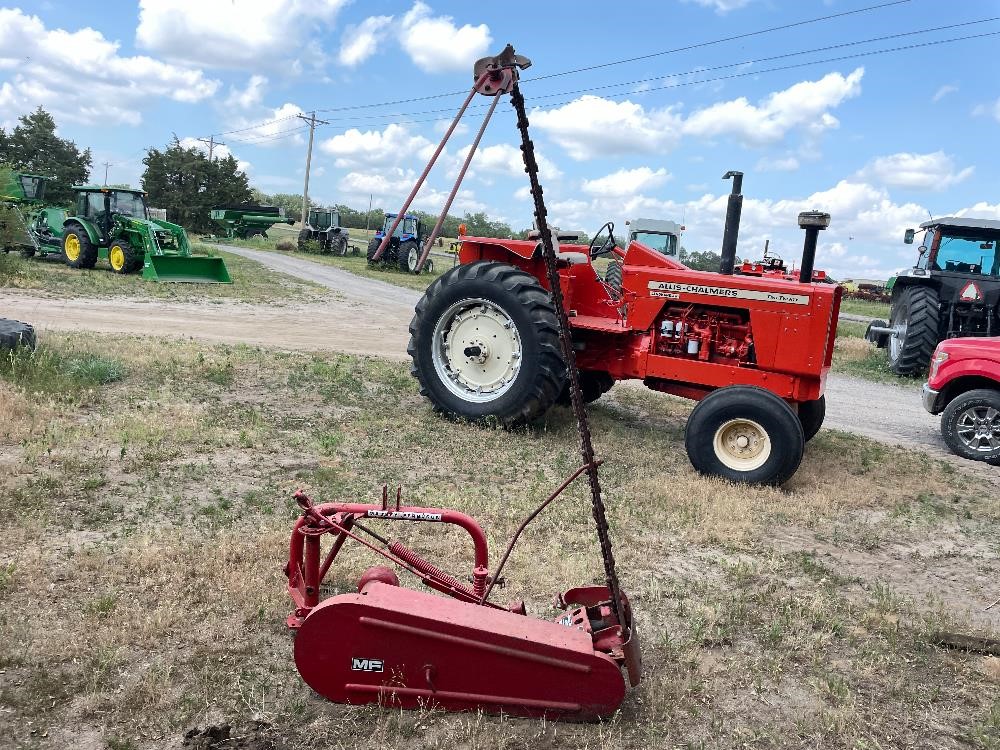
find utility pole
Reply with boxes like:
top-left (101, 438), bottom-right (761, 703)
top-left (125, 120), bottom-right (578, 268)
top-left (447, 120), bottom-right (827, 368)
top-left (296, 111), bottom-right (329, 226)
top-left (197, 135), bottom-right (225, 161)
top-left (365, 193), bottom-right (373, 236)
top-left (102, 161), bottom-right (111, 186)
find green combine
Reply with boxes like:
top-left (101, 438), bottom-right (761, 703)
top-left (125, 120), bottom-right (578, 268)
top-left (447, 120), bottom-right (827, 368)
top-left (1, 171), bottom-right (231, 283)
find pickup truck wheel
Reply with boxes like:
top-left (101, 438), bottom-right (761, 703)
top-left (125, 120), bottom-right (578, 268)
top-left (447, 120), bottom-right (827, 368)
top-left (798, 396), bottom-right (826, 442)
top-left (941, 389), bottom-right (1000, 465)
top-left (408, 261), bottom-right (565, 426)
top-left (685, 386), bottom-right (804, 485)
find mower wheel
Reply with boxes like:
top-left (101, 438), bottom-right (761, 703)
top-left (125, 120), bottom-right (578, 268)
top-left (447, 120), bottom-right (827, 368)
top-left (0, 318), bottom-right (36, 352)
top-left (63, 225), bottom-right (98, 269)
top-left (19, 245), bottom-right (36, 258)
top-left (865, 318), bottom-right (889, 349)
top-left (557, 370), bottom-right (615, 406)
top-left (797, 395), bottom-right (826, 442)
top-left (685, 385), bottom-right (804, 485)
top-left (604, 261), bottom-right (622, 291)
top-left (408, 260), bottom-right (566, 426)
top-left (887, 287), bottom-right (940, 376)
top-left (940, 388), bottom-right (1000, 465)
top-left (399, 239), bottom-right (419, 273)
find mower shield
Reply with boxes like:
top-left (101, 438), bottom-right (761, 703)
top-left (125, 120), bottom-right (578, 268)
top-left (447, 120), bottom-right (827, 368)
top-left (142, 254), bottom-right (232, 283)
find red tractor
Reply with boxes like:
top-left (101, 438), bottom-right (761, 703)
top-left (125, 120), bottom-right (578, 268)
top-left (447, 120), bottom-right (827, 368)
top-left (409, 173), bottom-right (842, 485)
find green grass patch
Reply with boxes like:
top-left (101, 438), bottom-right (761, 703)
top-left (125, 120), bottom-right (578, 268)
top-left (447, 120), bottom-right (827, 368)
top-left (840, 298), bottom-right (890, 319)
top-left (0, 245), bottom-right (326, 303)
top-left (1, 343), bottom-right (127, 397)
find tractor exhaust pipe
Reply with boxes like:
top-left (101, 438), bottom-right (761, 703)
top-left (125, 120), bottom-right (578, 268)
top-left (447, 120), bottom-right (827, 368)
top-left (719, 170), bottom-right (743, 275)
top-left (797, 211), bottom-right (831, 283)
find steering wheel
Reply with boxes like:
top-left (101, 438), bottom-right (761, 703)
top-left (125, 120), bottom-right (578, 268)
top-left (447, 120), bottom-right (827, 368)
top-left (588, 221), bottom-right (617, 259)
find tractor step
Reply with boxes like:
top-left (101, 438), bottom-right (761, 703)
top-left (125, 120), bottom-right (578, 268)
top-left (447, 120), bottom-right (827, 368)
top-left (142, 254), bottom-right (232, 283)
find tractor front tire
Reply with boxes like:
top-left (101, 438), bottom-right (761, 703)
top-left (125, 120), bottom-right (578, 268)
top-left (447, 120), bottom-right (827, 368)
top-left (63, 226), bottom-right (98, 269)
top-left (605, 261), bottom-right (622, 291)
top-left (366, 238), bottom-right (382, 265)
top-left (398, 240), bottom-right (419, 273)
top-left (685, 385), bottom-right (804, 485)
top-left (798, 395), bottom-right (826, 442)
top-left (297, 229), bottom-right (311, 252)
top-left (108, 240), bottom-right (141, 274)
top-left (408, 261), bottom-right (566, 427)
top-left (888, 287), bottom-right (940, 376)
top-left (940, 388), bottom-right (1000, 465)
top-left (333, 234), bottom-right (348, 257)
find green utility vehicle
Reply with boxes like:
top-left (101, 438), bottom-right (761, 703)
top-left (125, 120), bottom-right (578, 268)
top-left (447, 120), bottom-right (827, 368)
top-left (0, 170), bottom-right (64, 256)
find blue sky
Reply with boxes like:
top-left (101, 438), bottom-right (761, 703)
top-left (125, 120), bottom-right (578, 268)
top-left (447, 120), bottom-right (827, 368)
top-left (1, 0), bottom-right (998, 279)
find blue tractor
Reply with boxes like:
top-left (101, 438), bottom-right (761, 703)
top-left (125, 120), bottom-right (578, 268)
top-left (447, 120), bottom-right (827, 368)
top-left (367, 212), bottom-right (432, 273)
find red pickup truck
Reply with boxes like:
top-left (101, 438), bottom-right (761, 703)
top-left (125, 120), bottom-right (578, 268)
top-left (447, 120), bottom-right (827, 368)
top-left (922, 336), bottom-right (1000, 465)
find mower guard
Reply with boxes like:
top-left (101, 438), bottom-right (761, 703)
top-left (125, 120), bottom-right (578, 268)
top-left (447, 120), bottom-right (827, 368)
top-left (142, 254), bottom-right (232, 283)
top-left (295, 581), bottom-right (633, 721)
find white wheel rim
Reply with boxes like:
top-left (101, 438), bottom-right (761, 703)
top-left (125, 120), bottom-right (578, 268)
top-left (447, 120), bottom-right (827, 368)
top-left (713, 418), bottom-right (771, 472)
top-left (408, 246), bottom-right (419, 272)
top-left (432, 298), bottom-right (522, 403)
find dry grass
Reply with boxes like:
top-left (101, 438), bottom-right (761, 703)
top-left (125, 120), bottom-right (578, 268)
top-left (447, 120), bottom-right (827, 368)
top-left (1, 333), bottom-right (997, 749)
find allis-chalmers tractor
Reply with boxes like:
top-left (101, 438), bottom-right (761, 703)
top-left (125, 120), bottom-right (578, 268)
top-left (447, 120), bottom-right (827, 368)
top-left (409, 175), bottom-right (840, 486)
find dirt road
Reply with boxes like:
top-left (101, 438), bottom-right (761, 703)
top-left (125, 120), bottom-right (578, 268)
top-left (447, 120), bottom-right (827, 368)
top-left (2, 246), bottom-right (992, 478)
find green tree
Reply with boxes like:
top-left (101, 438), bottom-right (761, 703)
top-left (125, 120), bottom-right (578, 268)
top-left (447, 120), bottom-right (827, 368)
top-left (679, 248), bottom-right (738, 271)
top-left (142, 138), bottom-right (252, 232)
top-left (0, 107), bottom-right (92, 205)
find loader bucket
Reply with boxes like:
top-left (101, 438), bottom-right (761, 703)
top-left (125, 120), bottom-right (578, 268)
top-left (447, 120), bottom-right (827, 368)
top-left (142, 255), bottom-right (232, 283)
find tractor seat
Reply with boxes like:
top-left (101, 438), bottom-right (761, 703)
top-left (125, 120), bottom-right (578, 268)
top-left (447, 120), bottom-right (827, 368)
top-left (530, 230), bottom-right (590, 266)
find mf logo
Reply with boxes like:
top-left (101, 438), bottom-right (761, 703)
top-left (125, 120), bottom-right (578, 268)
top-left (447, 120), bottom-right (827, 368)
top-left (351, 657), bottom-right (384, 673)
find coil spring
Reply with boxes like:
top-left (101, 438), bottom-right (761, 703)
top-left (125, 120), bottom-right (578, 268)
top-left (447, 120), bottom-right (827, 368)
top-left (389, 541), bottom-right (476, 598)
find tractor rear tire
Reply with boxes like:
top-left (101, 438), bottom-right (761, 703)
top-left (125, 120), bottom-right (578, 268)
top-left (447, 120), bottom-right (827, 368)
top-left (333, 234), bottom-right (348, 257)
top-left (0, 318), bottom-right (36, 352)
top-left (605, 261), bottom-right (622, 291)
top-left (888, 287), bottom-right (940, 376)
top-left (408, 261), bottom-right (566, 426)
top-left (685, 385), bottom-right (804, 485)
top-left (798, 395), bottom-right (826, 442)
top-left (63, 225), bottom-right (98, 269)
top-left (297, 229), bottom-right (311, 252)
top-left (865, 318), bottom-right (889, 349)
top-left (398, 240), bottom-right (419, 273)
top-left (940, 388), bottom-right (1000, 465)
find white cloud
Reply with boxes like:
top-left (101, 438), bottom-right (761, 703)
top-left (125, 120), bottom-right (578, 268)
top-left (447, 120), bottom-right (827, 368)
top-left (455, 143), bottom-right (562, 180)
top-left (338, 15), bottom-right (393, 67)
top-left (859, 151), bottom-right (974, 191)
top-left (399, 2), bottom-right (492, 73)
top-left (756, 156), bottom-right (800, 172)
top-left (531, 96), bottom-right (683, 161)
top-left (338, 167), bottom-right (484, 213)
top-left (681, 68), bottom-right (864, 145)
top-left (532, 70), bottom-right (864, 161)
top-left (136, 0), bottom-right (348, 70)
top-left (0, 9), bottom-right (219, 126)
top-left (227, 102), bottom-right (307, 147)
top-left (178, 137), bottom-right (251, 173)
top-left (320, 124), bottom-right (433, 169)
top-left (582, 167), bottom-right (670, 197)
top-left (932, 84), bottom-right (958, 103)
top-left (225, 75), bottom-right (267, 110)
top-left (685, 0), bottom-right (753, 13)
top-left (954, 202), bottom-right (1000, 221)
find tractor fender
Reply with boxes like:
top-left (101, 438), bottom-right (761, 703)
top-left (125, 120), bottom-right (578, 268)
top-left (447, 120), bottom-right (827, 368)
top-left (62, 218), bottom-right (99, 245)
top-left (888, 272), bottom-right (933, 303)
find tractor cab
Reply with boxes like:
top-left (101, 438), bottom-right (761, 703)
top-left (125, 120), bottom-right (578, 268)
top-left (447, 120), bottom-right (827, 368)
top-left (73, 187), bottom-right (148, 239)
top-left (378, 212), bottom-right (421, 242)
top-left (907, 218), bottom-right (1000, 278)
top-left (623, 218), bottom-right (682, 258)
top-left (1, 172), bottom-right (50, 203)
top-left (368, 213), bottom-right (431, 272)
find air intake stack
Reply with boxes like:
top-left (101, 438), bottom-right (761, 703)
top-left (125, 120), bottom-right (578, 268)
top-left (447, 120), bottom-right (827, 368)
top-left (719, 170), bottom-right (743, 275)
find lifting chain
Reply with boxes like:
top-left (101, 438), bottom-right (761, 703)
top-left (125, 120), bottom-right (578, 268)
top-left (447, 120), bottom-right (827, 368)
top-left (508, 80), bottom-right (627, 632)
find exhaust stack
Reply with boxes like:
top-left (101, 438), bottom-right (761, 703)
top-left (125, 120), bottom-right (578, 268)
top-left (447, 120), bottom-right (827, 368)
top-left (719, 171), bottom-right (743, 275)
top-left (797, 211), bottom-right (831, 283)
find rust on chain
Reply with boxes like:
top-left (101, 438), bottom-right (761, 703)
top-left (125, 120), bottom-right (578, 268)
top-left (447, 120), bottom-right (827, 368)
top-left (508, 79), bottom-right (627, 633)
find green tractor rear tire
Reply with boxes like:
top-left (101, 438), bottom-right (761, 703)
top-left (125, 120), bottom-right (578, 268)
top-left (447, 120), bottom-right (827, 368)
top-left (888, 286), bottom-right (940, 376)
top-left (63, 225), bottom-right (98, 269)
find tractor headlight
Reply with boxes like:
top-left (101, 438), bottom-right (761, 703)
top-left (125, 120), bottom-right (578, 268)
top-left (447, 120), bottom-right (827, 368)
top-left (929, 349), bottom-right (948, 380)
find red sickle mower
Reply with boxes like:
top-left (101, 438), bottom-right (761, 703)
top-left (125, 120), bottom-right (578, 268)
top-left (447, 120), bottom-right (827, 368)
top-left (286, 46), bottom-right (639, 721)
